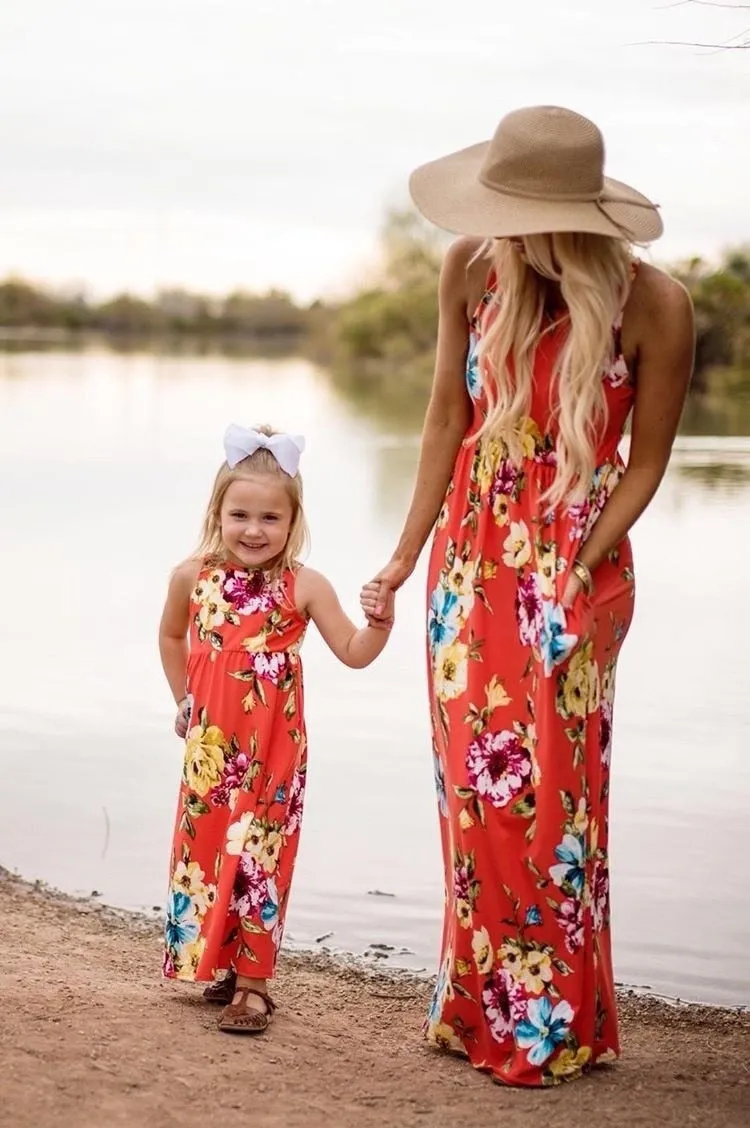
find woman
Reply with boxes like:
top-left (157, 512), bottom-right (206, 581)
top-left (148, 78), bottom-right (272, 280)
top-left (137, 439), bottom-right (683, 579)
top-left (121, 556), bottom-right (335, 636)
top-left (361, 106), bottom-right (694, 1087)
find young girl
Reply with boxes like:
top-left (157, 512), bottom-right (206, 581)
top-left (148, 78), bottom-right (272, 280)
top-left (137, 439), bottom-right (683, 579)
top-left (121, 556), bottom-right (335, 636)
top-left (159, 423), bottom-right (394, 1034)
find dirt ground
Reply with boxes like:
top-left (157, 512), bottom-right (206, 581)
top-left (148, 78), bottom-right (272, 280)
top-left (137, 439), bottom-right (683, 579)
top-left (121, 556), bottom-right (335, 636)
top-left (1, 868), bottom-right (748, 1128)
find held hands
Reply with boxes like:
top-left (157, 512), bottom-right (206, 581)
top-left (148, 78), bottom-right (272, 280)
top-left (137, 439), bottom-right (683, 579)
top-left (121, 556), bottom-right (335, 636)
top-left (360, 555), bottom-right (413, 629)
top-left (364, 586), bottom-right (396, 631)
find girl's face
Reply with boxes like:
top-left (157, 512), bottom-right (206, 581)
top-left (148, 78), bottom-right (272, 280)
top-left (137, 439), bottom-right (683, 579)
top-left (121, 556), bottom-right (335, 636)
top-left (220, 475), bottom-right (294, 569)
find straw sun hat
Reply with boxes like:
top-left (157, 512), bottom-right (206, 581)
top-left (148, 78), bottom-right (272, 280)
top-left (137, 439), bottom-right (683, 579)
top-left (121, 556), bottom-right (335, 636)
top-left (409, 105), bottom-right (663, 243)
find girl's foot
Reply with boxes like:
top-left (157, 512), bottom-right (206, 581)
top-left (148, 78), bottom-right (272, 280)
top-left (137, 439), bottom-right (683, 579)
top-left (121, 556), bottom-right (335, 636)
top-left (202, 970), bottom-right (237, 1005)
top-left (217, 987), bottom-right (276, 1035)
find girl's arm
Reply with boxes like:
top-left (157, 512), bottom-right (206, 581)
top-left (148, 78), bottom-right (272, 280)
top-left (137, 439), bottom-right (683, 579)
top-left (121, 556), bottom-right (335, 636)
top-left (158, 559), bottom-right (200, 703)
top-left (367, 238), bottom-right (476, 613)
top-left (566, 269), bottom-right (694, 603)
top-left (296, 567), bottom-right (394, 670)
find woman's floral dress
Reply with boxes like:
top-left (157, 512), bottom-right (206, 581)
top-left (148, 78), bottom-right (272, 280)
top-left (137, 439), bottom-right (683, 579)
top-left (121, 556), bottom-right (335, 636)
top-left (424, 272), bottom-right (637, 1086)
top-left (163, 562), bottom-right (307, 983)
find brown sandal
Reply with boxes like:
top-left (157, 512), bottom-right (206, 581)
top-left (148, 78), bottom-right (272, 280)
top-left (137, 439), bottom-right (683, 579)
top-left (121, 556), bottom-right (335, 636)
top-left (217, 988), bottom-right (276, 1035)
top-left (203, 971), bottom-right (237, 1005)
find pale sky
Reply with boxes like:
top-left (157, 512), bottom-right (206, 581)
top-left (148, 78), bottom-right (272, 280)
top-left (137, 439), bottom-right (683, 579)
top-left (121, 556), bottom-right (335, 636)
top-left (1, 0), bottom-right (748, 300)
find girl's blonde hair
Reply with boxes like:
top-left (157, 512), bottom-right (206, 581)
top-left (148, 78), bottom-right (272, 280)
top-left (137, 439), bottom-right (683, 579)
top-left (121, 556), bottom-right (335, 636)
top-left (477, 232), bottom-right (633, 507)
top-left (196, 425), bottom-right (310, 573)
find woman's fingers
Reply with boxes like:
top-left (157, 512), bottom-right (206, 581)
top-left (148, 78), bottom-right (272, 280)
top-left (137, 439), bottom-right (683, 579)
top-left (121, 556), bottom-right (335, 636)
top-left (375, 580), bottom-right (391, 617)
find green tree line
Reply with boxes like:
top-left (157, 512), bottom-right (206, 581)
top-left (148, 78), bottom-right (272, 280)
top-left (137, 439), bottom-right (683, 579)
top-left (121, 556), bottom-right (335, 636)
top-left (2, 213), bottom-right (749, 412)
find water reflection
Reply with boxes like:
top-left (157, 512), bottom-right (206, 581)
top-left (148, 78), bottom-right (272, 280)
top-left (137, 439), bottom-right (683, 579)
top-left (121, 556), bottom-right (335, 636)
top-left (0, 349), bottom-right (748, 1007)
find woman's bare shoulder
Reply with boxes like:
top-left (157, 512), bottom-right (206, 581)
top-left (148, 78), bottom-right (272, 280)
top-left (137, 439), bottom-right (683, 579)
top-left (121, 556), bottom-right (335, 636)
top-left (441, 237), bottom-right (492, 316)
top-left (629, 261), bottom-right (693, 321)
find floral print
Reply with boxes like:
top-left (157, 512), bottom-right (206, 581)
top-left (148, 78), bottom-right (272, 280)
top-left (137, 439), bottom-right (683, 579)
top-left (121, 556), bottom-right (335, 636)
top-left (164, 564), bottom-right (307, 983)
top-left (423, 270), bottom-right (637, 1086)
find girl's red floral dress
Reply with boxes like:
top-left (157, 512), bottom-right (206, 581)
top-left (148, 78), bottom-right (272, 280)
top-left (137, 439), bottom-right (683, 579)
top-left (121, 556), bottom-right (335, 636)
top-left (424, 270), bottom-right (637, 1086)
top-left (163, 562), bottom-right (307, 983)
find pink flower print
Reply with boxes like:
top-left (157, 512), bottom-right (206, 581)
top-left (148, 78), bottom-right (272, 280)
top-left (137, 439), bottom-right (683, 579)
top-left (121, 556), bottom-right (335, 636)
top-left (516, 573), bottom-right (543, 648)
top-left (230, 854), bottom-right (270, 918)
top-left (249, 650), bottom-right (288, 685)
top-left (592, 860), bottom-right (610, 933)
top-left (466, 730), bottom-right (532, 809)
top-left (223, 570), bottom-right (278, 615)
top-left (482, 971), bottom-right (526, 1044)
top-left (555, 898), bottom-right (584, 954)
top-left (284, 769), bottom-right (306, 836)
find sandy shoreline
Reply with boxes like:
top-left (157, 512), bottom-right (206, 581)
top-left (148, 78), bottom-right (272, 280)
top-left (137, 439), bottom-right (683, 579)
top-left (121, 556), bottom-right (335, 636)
top-left (2, 867), bottom-right (748, 1128)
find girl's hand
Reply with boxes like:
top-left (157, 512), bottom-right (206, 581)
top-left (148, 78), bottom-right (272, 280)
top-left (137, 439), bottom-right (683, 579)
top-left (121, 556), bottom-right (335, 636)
top-left (364, 588), bottom-right (395, 631)
top-left (361, 556), bottom-right (413, 621)
top-left (174, 698), bottom-right (190, 739)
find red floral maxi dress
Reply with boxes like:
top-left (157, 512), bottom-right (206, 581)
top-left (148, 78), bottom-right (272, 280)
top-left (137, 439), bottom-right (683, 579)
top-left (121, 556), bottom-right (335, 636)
top-left (424, 273), bottom-right (637, 1087)
top-left (163, 562), bottom-right (307, 984)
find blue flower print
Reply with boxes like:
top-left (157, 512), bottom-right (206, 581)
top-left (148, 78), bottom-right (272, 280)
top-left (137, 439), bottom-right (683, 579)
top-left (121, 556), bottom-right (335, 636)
top-left (261, 877), bottom-right (279, 931)
top-left (549, 833), bottom-right (585, 896)
top-left (465, 335), bottom-right (483, 400)
top-left (428, 586), bottom-right (459, 654)
top-left (274, 785), bottom-right (287, 804)
top-left (428, 955), bottom-right (451, 1023)
top-left (539, 601), bottom-right (578, 676)
top-left (433, 750), bottom-right (448, 818)
top-left (525, 904), bottom-right (543, 927)
top-left (516, 996), bottom-right (574, 1066)
top-left (164, 890), bottom-right (199, 950)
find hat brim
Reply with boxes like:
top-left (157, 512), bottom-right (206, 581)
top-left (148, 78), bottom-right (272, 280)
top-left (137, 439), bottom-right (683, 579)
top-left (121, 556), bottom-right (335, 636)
top-left (409, 140), bottom-right (663, 243)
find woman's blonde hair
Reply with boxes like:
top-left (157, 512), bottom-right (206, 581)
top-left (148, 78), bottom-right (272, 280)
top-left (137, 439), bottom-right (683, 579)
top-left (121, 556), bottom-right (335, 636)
top-left (477, 233), bottom-right (633, 507)
top-left (196, 425), bottom-right (309, 573)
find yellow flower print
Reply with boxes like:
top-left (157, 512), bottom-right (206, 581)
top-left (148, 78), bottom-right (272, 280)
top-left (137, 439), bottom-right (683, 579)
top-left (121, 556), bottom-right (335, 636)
top-left (243, 817), bottom-right (267, 860)
top-left (225, 812), bottom-right (253, 855)
top-left (483, 560), bottom-right (498, 581)
top-left (520, 949), bottom-right (554, 994)
top-left (171, 861), bottom-right (215, 916)
top-left (456, 897), bottom-right (473, 929)
top-left (242, 631), bottom-right (267, 653)
top-left (458, 807), bottom-right (475, 831)
top-left (502, 520), bottom-right (532, 569)
top-left (434, 639), bottom-right (469, 701)
top-left (589, 818), bottom-right (599, 855)
top-left (518, 417), bottom-right (542, 460)
top-left (498, 939), bottom-right (525, 981)
top-left (446, 558), bottom-right (477, 626)
top-left (477, 439), bottom-right (502, 495)
top-left (485, 675), bottom-right (511, 712)
top-left (548, 1045), bottom-right (592, 1081)
top-left (259, 829), bottom-right (284, 874)
top-left (183, 936), bottom-right (207, 977)
top-left (573, 798), bottom-right (589, 836)
top-left (429, 1022), bottom-right (466, 1054)
top-left (493, 493), bottom-right (510, 527)
top-left (194, 571), bottom-right (231, 633)
top-left (184, 724), bottom-right (227, 796)
top-left (557, 642), bottom-right (600, 719)
top-left (537, 543), bottom-right (557, 598)
top-left (472, 926), bottom-right (493, 974)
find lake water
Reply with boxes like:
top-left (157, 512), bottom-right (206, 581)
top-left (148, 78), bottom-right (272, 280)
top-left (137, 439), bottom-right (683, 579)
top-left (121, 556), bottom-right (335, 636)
top-left (1, 348), bottom-right (748, 1008)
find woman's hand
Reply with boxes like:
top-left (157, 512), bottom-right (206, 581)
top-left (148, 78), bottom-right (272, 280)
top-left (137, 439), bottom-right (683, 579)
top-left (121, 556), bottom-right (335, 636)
top-left (560, 571), bottom-right (584, 611)
top-left (361, 556), bottom-right (414, 621)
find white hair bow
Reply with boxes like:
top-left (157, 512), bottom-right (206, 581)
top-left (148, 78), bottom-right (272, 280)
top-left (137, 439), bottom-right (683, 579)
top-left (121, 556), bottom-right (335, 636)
top-left (223, 424), bottom-right (306, 477)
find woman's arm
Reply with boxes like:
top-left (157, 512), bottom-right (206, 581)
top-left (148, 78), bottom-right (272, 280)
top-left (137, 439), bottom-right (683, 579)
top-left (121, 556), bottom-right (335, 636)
top-left (158, 559), bottom-right (200, 703)
top-left (573, 270), bottom-right (695, 589)
top-left (367, 238), bottom-right (477, 614)
top-left (296, 567), bottom-right (394, 669)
